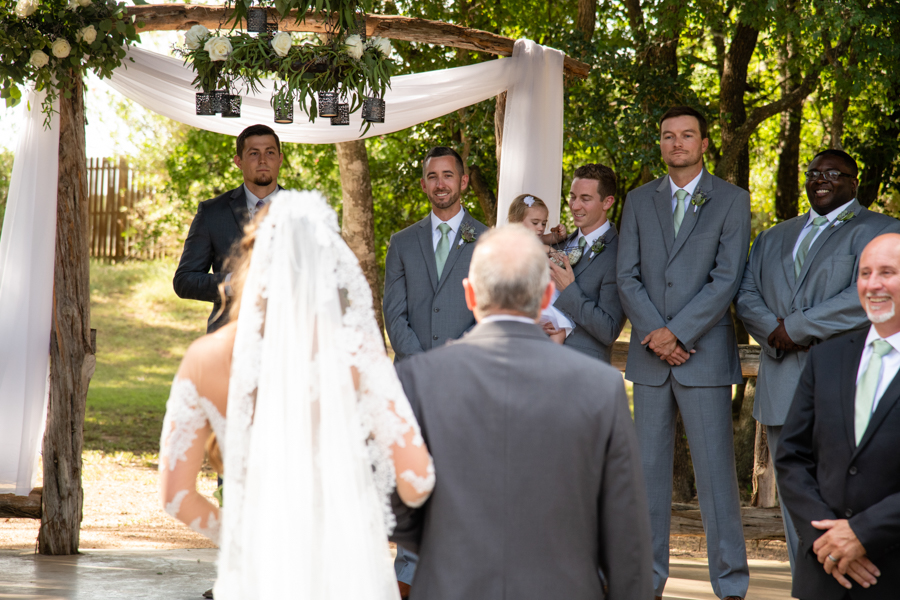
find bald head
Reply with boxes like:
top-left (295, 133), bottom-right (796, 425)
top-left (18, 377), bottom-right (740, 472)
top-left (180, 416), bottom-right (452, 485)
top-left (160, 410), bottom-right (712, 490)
top-left (465, 225), bottom-right (551, 319)
top-left (858, 233), bottom-right (900, 335)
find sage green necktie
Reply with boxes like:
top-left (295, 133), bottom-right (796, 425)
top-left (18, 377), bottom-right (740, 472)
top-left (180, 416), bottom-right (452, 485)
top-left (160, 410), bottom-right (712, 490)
top-left (435, 223), bottom-right (451, 279)
top-left (578, 236), bottom-right (587, 249)
top-left (793, 216), bottom-right (829, 278)
top-left (855, 339), bottom-right (893, 444)
top-left (673, 189), bottom-right (688, 236)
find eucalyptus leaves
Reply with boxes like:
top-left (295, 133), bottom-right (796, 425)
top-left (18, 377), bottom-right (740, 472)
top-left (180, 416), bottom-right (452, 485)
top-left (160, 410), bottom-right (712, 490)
top-left (1, 0), bottom-right (141, 125)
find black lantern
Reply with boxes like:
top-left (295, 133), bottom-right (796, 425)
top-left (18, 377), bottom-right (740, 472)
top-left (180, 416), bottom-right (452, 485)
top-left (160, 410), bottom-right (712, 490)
top-left (266, 20), bottom-right (279, 35)
top-left (273, 98), bottom-right (293, 124)
top-left (362, 97), bottom-right (385, 123)
top-left (195, 92), bottom-right (216, 116)
top-left (331, 103), bottom-right (350, 126)
top-left (212, 89), bottom-right (227, 114)
top-left (318, 91), bottom-right (338, 118)
top-left (247, 7), bottom-right (268, 33)
top-left (221, 94), bottom-right (242, 118)
top-left (356, 15), bottom-right (366, 41)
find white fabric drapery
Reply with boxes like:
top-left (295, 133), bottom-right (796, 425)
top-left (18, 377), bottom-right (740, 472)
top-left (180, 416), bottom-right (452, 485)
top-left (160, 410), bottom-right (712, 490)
top-left (0, 38), bottom-right (564, 495)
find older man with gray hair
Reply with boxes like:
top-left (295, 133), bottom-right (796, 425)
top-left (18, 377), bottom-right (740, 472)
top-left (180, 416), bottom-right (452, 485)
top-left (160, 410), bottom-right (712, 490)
top-left (389, 225), bottom-right (653, 600)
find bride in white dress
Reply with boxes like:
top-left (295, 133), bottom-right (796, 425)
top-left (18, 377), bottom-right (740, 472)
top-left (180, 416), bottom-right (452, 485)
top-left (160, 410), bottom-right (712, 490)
top-left (158, 191), bottom-right (435, 599)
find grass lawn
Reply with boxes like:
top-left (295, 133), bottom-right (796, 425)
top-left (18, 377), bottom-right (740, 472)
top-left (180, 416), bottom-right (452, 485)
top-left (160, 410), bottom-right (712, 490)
top-left (85, 259), bottom-right (208, 456)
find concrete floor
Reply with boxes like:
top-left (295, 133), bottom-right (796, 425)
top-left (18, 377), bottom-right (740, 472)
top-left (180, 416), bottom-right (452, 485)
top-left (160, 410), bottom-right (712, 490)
top-left (0, 550), bottom-right (793, 599)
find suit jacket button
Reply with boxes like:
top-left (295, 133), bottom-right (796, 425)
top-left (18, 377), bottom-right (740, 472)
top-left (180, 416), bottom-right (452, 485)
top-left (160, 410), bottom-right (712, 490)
top-left (845, 508), bottom-right (853, 518)
top-left (433, 335), bottom-right (438, 340)
top-left (667, 316), bottom-right (672, 320)
top-left (849, 466), bottom-right (858, 475)
top-left (434, 307), bottom-right (440, 313)
top-left (668, 282), bottom-right (673, 287)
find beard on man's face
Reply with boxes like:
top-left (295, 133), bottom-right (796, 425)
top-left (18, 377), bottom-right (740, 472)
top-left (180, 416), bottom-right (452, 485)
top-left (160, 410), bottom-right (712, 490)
top-left (252, 173), bottom-right (274, 186)
top-left (429, 191), bottom-right (459, 210)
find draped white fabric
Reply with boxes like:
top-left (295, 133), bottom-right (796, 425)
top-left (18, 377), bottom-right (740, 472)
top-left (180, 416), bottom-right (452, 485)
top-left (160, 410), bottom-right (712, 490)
top-left (0, 90), bottom-right (58, 495)
top-left (0, 38), bottom-right (564, 495)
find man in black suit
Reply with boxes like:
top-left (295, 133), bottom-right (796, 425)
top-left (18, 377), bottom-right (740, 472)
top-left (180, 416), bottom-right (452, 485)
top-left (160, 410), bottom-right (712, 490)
top-left (776, 232), bottom-right (900, 600)
top-left (173, 124), bottom-right (283, 332)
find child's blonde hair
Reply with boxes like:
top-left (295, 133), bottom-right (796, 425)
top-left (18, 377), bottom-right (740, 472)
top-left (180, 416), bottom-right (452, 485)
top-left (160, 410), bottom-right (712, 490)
top-left (507, 194), bottom-right (549, 223)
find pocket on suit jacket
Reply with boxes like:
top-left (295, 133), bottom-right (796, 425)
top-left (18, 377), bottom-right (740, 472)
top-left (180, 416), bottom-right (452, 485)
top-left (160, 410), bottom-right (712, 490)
top-left (818, 255), bottom-right (856, 298)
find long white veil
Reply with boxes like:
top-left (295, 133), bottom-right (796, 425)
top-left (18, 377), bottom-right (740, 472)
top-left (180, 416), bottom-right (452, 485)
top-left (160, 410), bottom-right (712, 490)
top-left (215, 191), bottom-right (413, 599)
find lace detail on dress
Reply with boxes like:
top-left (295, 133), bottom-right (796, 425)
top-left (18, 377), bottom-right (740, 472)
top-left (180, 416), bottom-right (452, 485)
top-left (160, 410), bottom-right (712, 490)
top-left (159, 378), bottom-right (226, 471)
top-left (189, 510), bottom-right (221, 545)
top-left (400, 461), bottom-right (436, 507)
top-left (165, 489), bottom-right (189, 518)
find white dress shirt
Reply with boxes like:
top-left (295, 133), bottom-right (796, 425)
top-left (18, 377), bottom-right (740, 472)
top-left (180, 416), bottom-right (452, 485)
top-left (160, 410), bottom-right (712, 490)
top-left (668, 171), bottom-right (703, 213)
top-left (430, 209), bottom-right (466, 251)
top-left (855, 326), bottom-right (900, 412)
top-left (564, 220), bottom-right (612, 259)
top-left (245, 184), bottom-right (279, 218)
top-left (791, 199), bottom-right (855, 261)
top-left (481, 314), bottom-right (538, 325)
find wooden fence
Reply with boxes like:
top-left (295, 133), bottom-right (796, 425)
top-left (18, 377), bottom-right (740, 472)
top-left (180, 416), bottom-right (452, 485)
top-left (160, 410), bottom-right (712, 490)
top-left (87, 157), bottom-right (164, 261)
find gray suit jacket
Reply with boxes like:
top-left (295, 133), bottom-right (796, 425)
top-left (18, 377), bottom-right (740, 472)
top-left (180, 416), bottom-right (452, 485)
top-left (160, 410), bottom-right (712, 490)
top-left (390, 320), bottom-right (653, 600)
top-left (617, 169), bottom-right (750, 387)
top-left (383, 211), bottom-right (488, 362)
top-left (553, 224), bottom-right (625, 362)
top-left (735, 200), bottom-right (900, 425)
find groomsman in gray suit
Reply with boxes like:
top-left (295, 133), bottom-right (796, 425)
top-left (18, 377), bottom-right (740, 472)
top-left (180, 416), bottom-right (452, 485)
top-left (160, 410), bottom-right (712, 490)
top-left (548, 163), bottom-right (626, 362)
top-left (382, 146), bottom-right (487, 595)
top-left (735, 149), bottom-right (900, 571)
top-left (617, 106), bottom-right (751, 600)
top-left (390, 226), bottom-right (653, 600)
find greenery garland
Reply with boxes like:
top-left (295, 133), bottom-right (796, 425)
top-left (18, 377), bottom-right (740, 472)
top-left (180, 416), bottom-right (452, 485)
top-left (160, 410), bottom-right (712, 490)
top-left (0, 0), bottom-right (141, 125)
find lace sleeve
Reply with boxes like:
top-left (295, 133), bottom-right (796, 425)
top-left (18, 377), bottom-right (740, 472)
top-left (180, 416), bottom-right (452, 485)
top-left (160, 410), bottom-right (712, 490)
top-left (159, 377), bottom-right (221, 544)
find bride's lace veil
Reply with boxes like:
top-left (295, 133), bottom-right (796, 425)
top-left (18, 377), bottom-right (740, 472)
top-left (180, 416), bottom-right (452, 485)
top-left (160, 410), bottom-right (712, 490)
top-left (215, 191), bottom-right (408, 599)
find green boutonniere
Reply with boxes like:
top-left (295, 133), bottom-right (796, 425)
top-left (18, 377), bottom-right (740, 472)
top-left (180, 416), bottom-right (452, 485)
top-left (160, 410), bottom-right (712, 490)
top-left (691, 190), bottom-right (711, 213)
top-left (459, 222), bottom-right (477, 245)
top-left (832, 209), bottom-right (856, 228)
top-left (590, 237), bottom-right (606, 256)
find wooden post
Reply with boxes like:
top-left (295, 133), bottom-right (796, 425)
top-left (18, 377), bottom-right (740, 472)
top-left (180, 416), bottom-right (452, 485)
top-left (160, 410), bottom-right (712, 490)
top-left (335, 139), bottom-right (384, 337)
top-left (116, 157), bottom-right (128, 261)
top-left (39, 75), bottom-right (95, 555)
top-left (751, 421), bottom-right (778, 508)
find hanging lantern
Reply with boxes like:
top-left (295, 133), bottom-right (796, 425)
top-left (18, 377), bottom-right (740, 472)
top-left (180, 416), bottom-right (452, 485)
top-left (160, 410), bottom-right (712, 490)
top-left (212, 90), bottom-right (227, 114)
top-left (273, 98), bottom-right (293, 124)
top-left (266, 20), bottom-right (279, 36)
top-left (221, 94), bottom-right (242, 118)
top-left (356, 15), bottom-right (367, 41)
top-left (330, 103), bottom-right (350, 126)
top-left (247, 7), bottom-right (268, 33)
top-left (318, 91), bottom-right (338, 118)
top-left (362, 97), bottom-right (385, 123)
top-left (195, 92), bottom-right (216, 116)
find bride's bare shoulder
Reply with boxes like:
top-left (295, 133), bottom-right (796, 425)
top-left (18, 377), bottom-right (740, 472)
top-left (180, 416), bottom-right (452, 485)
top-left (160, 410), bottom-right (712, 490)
top-left (177, 322), bottom-right (238, 394)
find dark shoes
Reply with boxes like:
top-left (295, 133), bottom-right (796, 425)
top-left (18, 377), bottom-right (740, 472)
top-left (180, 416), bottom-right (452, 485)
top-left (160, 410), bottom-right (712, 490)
top-left (202, 589), bottom-right (213, 599)
top-left (398, 581), bottom-right (411, 599)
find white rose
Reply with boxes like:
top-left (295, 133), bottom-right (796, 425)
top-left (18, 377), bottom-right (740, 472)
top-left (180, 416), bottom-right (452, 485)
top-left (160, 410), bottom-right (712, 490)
top-left (368, 36), bottom-right (392, 58)
top-left (66, 0), bottom-right (78, 10)
top-left (270, 31), bottom-right (292, 58)
top-left (204, 36), bottom-right (232, 61)
top-left (77, 0), bottom-right (91, 6)
top-left (51, 38), bottom-right (71, 58)
top-left (184, 24), bottom-right (210, 50)
top-left (344, 34), bottom-right (364, 60)
top-left (14, 0), bottom-right (38, 18)
top-left (30, 49), bottom-right (49, 68)
top-left (77, 25), bottom-right (96, 44)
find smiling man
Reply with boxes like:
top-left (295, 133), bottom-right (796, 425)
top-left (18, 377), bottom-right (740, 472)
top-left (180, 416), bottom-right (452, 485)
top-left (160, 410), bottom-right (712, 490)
top-left (174, 124), bottom-right (284, 333)
top-left (775, 233), bottom-right (900, 600)
top-left (617, 105), bottom-right (751, 600)
top-left (547, 163), bottom-right (625, 362)
top-left (736, 149), bottom-right (900, 570)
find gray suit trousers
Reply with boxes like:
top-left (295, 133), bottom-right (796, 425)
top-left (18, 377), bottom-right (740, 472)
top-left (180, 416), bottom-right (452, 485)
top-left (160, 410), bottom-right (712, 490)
top-left (633, 378), bottom-right (749, 598)
top-left (766, 424), bottom-right (800, 573)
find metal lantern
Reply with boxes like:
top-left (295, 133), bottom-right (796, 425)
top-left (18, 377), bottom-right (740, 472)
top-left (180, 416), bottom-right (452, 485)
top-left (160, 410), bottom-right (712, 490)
top-left (355, 15), bottom-right (367, 41)
top-left (212, 90), bottom-right (227, 114)
top-left (330, 103), bottom-right (350, 126)
top-left (266, 20), bottom-right (279, 35)
top-left (247, 7), bottom-right (268, 33)
top-left (273, 98), bottom-right (293, 124)
top-left (195, 92), bottom-right (216, 116)
top-left (317, 91), bottom-right (338, 118)
top-left (221, 94), bottom-right (242, 118)
top-left (362, 97), bottom-right (385, 123)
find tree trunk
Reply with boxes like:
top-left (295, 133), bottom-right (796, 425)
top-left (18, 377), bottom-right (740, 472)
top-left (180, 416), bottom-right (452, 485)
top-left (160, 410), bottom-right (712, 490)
top-left (335, 139), bottom-right (383, 337)
top-left (775, 103), bottom-right (803, 221)
top-left (751, 421), bottom-right (778, 507)
top-left (672, 412), bottom-right (695, 503)
top-left (857, 104), bottom-right (900, 207)
top-left (717, 21), bottom-right (759, 185)
top-left (576, 0), bottom-right (597, 40)
top-left (40, 76), bottom-right (93, 555)
top-left (468, 165), bottom-right (497, 227)
top-left (495, 92), bottom-right (506, 179)
top-left (733, 376), bottom-right (757, 496)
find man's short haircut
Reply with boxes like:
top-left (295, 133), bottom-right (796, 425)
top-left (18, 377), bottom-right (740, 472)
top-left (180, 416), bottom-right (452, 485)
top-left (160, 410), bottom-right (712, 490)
top-left (468, 225), bottom-right (550, 319)
top-left (659, 106), bottom-right (708, 140)
top-left (573, 163), bottom-right (617, 199)
top-left (237, 124), bottom-right (281, 157)
top-left (422, 146), bottom-right (466, 178)
top-left (812, 149), bottom-right (859, 177)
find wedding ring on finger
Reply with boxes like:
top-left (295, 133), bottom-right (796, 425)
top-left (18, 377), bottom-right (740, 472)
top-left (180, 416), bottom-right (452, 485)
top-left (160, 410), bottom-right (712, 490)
top-left (828, 554), bottom-right (839, 563)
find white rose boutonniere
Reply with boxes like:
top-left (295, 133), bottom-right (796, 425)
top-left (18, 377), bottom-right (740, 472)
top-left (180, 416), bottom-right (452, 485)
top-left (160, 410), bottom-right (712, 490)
top-left (30, 49), bottom-right (49, 68)
top-left (51, 38), bottom-right (72, 59)
top-left (76, 0), bottom-right (91, 6)
top-left (15, 0), bottom-right (38, 18)
top-left (184, 25), bottom-right (210, 50)
top-left (368, 36), bottom-right (392, 57)
top-left (831, 208), bottom-right (856, 228)
top-left (344, 34), bottom-right (364, 60)
top-left (691, 190), bottom-right (711, 213)
top-left (271, 31), bottom-right (293, 58)
top-left (77, 25), bottom-right (97, 44)
top-left (204, 36), bottom-right (233, 62)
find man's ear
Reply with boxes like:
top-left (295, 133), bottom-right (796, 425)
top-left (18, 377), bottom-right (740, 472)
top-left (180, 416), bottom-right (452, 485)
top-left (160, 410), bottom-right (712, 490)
top-left (460, 174), bottom-right (470, 192)
top-left (463, 278), bottom-right (477, 313)
top-left (602, 195), bottom-right (616, 211)
top-left (234, 155), bottom-right (242, 169)
top-left (420, 178), bottom-right (427, 194)
top-left (540, 281), bottom-right (554, 312)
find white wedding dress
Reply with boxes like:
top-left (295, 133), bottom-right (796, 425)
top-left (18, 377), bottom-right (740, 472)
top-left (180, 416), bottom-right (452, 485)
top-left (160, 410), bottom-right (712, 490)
top-left (159, 191), bottom-right (434, 599)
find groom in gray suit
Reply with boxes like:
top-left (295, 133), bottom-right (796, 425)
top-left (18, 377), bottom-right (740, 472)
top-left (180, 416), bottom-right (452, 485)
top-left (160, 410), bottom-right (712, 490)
top-left (383, 146), bottom-right (487, 595)
top-left (735, 149), bottom-right (900, 571)
top-left (617, 106), bottom-right (751, 600)
top-left (391, 225), bottom-right (653, 600)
